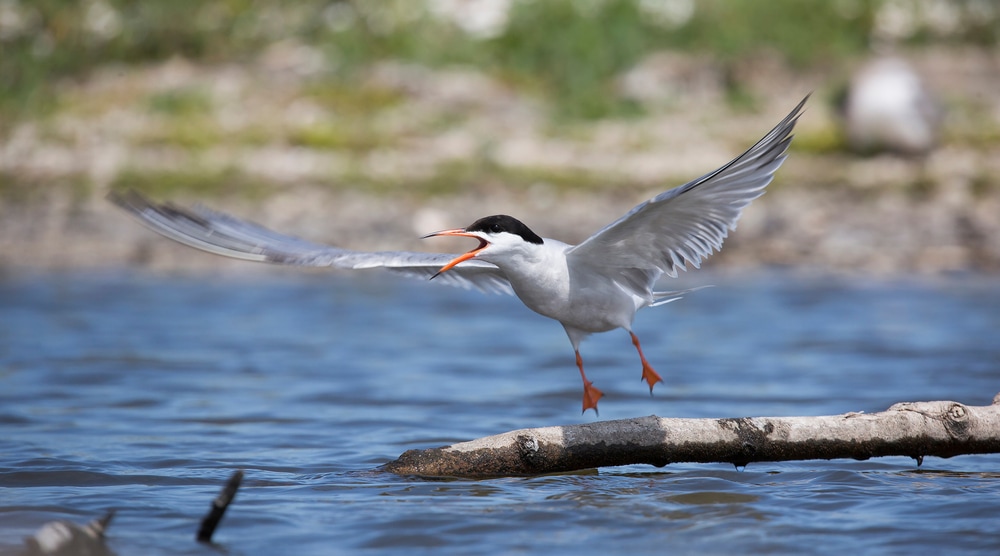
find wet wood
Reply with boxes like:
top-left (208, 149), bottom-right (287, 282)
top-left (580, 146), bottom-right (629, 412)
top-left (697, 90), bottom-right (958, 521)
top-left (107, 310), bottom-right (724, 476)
top-left (23, 511), bottom-right (115, 556)
top-left (197, 469), bottom-right (244, 543)
top-left (381, 394), bottom-right (1000, 478)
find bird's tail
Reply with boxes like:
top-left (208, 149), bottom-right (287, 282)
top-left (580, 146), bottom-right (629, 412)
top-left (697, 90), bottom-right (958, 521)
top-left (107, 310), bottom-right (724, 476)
top-left (650, 285), bottom-right (714, 307)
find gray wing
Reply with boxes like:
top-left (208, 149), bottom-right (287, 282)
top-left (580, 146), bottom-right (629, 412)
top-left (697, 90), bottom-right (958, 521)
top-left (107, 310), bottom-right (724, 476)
top-left (567, 95), bottom-right (806, 280)
top-left (109, 191), bottom-right (513, 295)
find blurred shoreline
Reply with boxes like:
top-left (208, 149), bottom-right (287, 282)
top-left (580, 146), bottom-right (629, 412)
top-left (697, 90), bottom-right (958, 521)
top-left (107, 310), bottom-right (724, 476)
top-left (3, 161), bottom-right (999, 277)
top-left (2, 46), bottom-right (999, 276)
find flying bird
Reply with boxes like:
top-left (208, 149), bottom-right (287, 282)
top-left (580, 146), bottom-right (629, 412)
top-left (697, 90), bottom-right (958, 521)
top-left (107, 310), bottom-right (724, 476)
top-left (110, 96), bottom-right (806, 414)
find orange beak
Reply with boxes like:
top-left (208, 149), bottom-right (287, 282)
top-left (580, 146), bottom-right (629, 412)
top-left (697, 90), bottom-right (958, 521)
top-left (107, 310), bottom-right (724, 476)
top-left (422, 228), bottom-right (489, 279)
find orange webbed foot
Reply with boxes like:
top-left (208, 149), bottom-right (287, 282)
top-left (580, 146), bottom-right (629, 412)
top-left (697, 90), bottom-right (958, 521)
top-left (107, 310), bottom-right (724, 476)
top-left (641, 364), bottom-right (663, 393)
top-left (581, 380), bottom-right (604, 415)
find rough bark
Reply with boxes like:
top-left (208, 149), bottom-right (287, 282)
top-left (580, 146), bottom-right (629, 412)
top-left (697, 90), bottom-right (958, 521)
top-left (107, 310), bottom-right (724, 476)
top-left (380, 394), bottom-right (1000, 478)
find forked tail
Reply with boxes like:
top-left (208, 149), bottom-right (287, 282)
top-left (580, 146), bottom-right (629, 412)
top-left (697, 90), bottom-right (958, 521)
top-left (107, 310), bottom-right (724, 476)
top-left (650, 285), bottom-right (714, 307)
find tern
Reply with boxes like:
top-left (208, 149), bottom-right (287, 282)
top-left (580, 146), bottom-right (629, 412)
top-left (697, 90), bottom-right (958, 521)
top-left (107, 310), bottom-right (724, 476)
top-left (110, 96), bottom-right (806, 414)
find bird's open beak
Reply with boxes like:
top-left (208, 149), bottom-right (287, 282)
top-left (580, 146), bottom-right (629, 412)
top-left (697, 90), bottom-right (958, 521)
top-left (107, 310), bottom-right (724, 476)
top-left (422, 228), bottom-right (489, 279)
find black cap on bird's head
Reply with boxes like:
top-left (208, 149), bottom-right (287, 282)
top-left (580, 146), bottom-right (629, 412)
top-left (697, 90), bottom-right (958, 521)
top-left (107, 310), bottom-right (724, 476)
top-left (463, 215), bottom-right (544, 245)
top-left (422, 215), bottom-right (543, 278)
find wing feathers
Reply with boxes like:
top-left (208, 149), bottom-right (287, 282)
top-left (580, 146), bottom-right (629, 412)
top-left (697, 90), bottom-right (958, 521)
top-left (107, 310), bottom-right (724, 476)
top-left (567, 96), bottom-right (806, 280)
top-left (110, 97), bottom-right (806, 301)
top-left (108, 190), bottom-right (513, 295)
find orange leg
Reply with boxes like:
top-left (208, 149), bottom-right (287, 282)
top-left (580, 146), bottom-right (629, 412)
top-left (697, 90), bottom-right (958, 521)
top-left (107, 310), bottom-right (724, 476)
top-left (630, 332), bottom-right (663, 393)
top-left (575, 351), bottom-right (604, 415)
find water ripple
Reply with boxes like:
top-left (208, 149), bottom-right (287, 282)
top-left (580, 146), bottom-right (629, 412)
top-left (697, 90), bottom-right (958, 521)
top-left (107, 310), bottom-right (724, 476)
top-left (1, 272), bottom-right (999, 554)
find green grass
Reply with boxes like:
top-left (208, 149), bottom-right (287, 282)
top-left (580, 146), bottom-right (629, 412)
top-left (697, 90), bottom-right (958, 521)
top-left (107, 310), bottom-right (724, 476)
top-left (322, 153), bottom-right (651, 199)
top-left (6, 0), bottom-right (1000, 126)
top-left (790, 125), bottom-right (848, 155)
top-left (6, 0), bottom-right (1000, 201)
top-left (663, 0), bottom-right (877, 67)
top-left (287, 124), bottom-right (388, 151)
top-left (301, 80), bottom-right (405, 113)
top-left (146, 88), bottom-right (213, 116)
top-left (13, 0), bottom-right (998, 126)
top-left (135, 119), bottom-right (224, 151)
top-left (0, 0), bottom-right (331, 125)
top-left (109, 166), bottom-right (272, 199)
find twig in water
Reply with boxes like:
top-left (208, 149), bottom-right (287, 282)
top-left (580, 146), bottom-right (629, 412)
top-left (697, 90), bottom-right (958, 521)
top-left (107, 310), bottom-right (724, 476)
top-left (196, 469), bottom-right (244, 543)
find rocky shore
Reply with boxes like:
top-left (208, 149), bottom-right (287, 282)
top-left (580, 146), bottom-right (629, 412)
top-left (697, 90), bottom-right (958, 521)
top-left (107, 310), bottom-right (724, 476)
top-left (2, 47), bottom-right (999, 276)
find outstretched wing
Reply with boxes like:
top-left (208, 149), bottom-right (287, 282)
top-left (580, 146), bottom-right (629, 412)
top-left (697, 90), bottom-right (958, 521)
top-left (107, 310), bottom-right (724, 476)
top-left (567, 95), bottom-right (806, 280)
top-left (109, 191), bottom-right (513, 295)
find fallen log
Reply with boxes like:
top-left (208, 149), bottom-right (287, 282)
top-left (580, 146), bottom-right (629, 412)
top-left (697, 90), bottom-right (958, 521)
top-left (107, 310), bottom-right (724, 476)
top-left (381, 394), bottom-right (1000, 478)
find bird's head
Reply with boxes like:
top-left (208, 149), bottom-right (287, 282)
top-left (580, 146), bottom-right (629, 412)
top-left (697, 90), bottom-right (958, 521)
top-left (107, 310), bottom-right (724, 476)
top-left (423, 215), bottom-right (543, 278)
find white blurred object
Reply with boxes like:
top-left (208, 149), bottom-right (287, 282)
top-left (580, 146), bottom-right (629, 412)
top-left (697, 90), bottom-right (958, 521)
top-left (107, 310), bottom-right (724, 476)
top-left (427, 0), bottom-right (513, 38)
top-left (23, 511), bottom-right (115, 556)
top-left (842, 57), bottom-right (942, 155)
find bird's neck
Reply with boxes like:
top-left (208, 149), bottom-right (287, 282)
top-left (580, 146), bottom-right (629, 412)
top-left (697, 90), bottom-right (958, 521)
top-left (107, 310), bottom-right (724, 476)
top-left (488, 240), bottom-right (572, 302)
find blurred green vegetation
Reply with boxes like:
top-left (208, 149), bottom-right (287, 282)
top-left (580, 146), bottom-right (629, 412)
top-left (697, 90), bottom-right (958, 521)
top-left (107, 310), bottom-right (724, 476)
top-left (109, 165), bottom-right (272, 198)
top-left (3, 0), bottom-right (997, 125)
top-left (106, 148), bottom-right (640, 199)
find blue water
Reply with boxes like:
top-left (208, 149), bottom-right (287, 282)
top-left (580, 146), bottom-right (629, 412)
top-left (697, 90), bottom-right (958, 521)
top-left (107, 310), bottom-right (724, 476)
top-left (1, 270), bottom-right (999, 554)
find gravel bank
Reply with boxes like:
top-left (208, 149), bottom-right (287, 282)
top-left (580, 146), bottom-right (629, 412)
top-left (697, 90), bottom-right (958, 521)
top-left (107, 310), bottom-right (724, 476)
top-left (2, 48), bottom-right (999, 276)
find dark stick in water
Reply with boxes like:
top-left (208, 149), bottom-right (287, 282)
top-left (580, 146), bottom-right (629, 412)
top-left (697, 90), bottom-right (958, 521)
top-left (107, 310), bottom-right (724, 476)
top-left (197, 469), bottom-right (244, 543)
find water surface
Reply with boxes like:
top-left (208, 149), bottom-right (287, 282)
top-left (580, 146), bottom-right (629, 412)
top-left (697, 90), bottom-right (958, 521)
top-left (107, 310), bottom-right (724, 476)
top-left (1, 271), bottom-right (999, 554)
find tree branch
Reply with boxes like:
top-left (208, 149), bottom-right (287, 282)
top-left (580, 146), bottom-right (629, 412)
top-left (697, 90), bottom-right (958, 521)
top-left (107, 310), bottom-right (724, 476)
top-left (380, 394), bottom-right (1000, 478)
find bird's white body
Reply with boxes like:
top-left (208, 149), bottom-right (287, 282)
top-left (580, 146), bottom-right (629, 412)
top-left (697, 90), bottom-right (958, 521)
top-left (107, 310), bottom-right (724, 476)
top-left (479, 237), bottom-right (632, 334)
top-left (110, 97), bottom-right (808, 413)
top-left (491, 239), bottom-right (578, 323)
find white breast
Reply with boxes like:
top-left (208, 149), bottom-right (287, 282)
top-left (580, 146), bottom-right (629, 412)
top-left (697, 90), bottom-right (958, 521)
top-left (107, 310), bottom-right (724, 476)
top-left (501, 239), bottom-right (638, 333)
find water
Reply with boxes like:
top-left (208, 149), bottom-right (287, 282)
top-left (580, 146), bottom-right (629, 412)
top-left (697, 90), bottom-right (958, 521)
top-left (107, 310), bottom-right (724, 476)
top-left (2, 270), bottom-right (999, 554)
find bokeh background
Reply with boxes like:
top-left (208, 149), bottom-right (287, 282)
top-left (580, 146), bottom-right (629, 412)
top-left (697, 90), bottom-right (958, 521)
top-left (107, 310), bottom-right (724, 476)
top-left (1, 0), bottom-right (999, 275)
top-left (4, 3), bottom-right (1000, 554)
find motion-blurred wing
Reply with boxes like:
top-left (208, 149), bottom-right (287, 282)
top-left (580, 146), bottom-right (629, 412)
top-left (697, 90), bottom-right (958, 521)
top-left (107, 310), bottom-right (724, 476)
top-left (567, 96), bottom-right (806, 279)
top-left (109, 191), bottom-right (513, 295)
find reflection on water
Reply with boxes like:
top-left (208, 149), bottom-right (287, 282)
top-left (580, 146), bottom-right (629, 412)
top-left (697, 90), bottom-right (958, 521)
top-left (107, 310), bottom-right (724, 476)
top-left (1, 271), bottom-right (999, 555)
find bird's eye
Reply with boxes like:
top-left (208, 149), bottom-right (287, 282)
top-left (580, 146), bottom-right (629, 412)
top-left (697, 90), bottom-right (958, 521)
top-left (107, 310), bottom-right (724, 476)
top-left (492, 224), bottom-right (502, 233)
